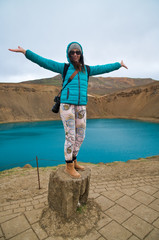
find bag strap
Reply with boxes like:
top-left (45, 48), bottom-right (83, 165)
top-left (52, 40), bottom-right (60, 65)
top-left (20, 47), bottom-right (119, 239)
top-left (69, 70), bottom-right (79, 81)
top-left (62, 63), bottom-right (70, 82)
top-left (58, 70), bottom-right (79, 97)
top-left (85, 65), bottom-right (90, 79)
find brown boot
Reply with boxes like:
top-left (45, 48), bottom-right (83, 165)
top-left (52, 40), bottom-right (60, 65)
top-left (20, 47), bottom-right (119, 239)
top-left (74, 159), bottom-right (85, 171)
top-left (65, 162), bottom-right (81, 178)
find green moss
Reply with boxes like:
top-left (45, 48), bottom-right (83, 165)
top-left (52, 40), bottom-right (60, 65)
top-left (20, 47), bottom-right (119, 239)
top-left (41, 166), bottom-right (57, 171)
top-left (77, 204), bottom-right (87, 214)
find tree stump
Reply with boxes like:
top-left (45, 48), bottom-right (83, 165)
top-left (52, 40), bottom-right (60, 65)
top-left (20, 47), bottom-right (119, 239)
top-left (48, 166), bottom-right (91, 218)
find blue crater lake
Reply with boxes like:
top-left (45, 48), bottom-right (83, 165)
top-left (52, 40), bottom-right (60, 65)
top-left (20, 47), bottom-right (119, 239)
top-left (0, 119), bottom-right (159, 171)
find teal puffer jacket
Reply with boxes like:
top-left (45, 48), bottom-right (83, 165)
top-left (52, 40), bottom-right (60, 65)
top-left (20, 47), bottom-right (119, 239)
top-left (25, 41), bottom-right (121, 105)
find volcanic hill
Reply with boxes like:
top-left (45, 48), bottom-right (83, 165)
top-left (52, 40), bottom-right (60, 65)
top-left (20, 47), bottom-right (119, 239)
top-left (0, 77), bottom-right (159, 123)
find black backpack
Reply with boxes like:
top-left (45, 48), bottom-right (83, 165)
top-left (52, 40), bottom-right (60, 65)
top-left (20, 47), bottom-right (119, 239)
top-left (62, 63), bottom-right (90, 82)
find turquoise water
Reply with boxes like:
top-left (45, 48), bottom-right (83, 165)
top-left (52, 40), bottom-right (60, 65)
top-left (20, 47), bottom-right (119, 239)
top-left (0, 119), bottom-right (159, 171)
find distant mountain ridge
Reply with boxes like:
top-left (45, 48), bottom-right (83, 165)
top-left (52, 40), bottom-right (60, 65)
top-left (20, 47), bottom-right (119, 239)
top-left (22, 75), bottom-right (156, 95)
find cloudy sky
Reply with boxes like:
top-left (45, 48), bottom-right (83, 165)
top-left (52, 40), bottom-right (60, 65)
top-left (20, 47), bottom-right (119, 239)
top-left (0, 0), bottom-right (159, 83)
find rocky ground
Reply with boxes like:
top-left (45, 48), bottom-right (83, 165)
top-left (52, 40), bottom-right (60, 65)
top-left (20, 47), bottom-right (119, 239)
top-left (0, 156), bottom-right (159, 204)
top-left (0, 155), bottom-right (159, 239)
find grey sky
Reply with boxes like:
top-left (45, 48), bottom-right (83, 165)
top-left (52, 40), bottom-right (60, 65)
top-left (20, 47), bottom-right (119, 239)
top-left (0, 0), bottom-right (159, 82)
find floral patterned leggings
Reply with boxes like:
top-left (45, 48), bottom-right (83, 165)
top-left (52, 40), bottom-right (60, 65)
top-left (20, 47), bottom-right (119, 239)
top-left (60, 103), bottom-right (86, 163)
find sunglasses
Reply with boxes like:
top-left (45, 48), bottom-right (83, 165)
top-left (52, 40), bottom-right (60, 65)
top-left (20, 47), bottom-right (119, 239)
top-left (70, 50), bottom-right (81, 55)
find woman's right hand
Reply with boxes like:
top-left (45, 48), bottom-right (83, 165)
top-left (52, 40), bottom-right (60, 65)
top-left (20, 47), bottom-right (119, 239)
top-left (8, 46), bottom-right (26, 55)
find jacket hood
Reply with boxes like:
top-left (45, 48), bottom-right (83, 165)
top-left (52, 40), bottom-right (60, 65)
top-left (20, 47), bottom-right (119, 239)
top-left (66, 41), bottom-right (83, 63)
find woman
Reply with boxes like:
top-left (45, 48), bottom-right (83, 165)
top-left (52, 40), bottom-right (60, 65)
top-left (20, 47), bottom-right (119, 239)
top-left (9, 42), bottom-right (128, 178)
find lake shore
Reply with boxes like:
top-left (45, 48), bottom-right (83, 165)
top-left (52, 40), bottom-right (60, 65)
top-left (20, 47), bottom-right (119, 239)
top-left (1, 115), bottom-right (159, 125)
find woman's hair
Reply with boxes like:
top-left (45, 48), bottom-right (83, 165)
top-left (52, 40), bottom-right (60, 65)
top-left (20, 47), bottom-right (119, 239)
top-left (68, 52), bottom-right (85, 72)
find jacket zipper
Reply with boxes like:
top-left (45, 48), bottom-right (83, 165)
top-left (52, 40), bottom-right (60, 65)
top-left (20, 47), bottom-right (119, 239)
top-left (67, 88), bottom-right (69, 99)
top-left (78, 73), bottom-right (80, 105)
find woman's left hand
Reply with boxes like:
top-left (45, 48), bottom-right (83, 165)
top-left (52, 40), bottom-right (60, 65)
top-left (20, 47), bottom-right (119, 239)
top-left (120, 60), bottom-right (128, 69)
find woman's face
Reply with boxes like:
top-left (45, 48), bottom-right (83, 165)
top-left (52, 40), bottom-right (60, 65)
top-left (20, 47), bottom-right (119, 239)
top-left (69, 48), bottom-right (81, 63)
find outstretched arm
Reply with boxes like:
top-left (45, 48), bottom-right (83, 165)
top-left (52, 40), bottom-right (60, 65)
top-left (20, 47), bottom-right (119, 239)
top-left (89, 60), bottom-right (128, 76)
top-left (8, 46), bottom-right (64, 74)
